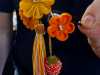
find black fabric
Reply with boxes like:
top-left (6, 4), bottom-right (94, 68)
top-left (3, 52), bottom-right (14, 75)
top-left (0, 0), bottom-right (14, 13)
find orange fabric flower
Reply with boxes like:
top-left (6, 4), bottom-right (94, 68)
top-left (47, 13), bottom-right (75, 41)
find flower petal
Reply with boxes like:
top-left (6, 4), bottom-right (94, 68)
top-left (28, 18), bottom-right (37, 30)
top-left (41, 0), bottom-right (55, 6)
top-left (39, 4), bottom-right (51, 15)
top-left (63, 29), bottom-right (68, 35)
top-left (23, 6), bottom-right (34, 17)
top-left (20, 1), bottom-right (33, 11)
top-left (33, 7), bottom-right (43, 19)
top-left (56, 31), bottom-right (69, 41)
top-left (47, 26), bottom-right (58, 37)
top-left (64, 23), bottom-right (75, 33)
top-left (49, 16), bottom-right (60, 27)
top-left (19, 11), bottom-right (30, 25)
top-left (21, 0), bottom-right (33, 2)
top-left (59, 13), bottom-right (72, 25)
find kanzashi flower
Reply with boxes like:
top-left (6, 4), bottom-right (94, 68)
top-left (19, 0), bottom-right (55, 19)
top-left (47, 13), bottom-right (75, 41)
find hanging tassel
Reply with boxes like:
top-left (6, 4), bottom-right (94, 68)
top-left (32, 31), bottom-right (46, 75)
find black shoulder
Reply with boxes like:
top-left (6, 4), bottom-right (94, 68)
top-left (0, 0), bottom-right (15, 13)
